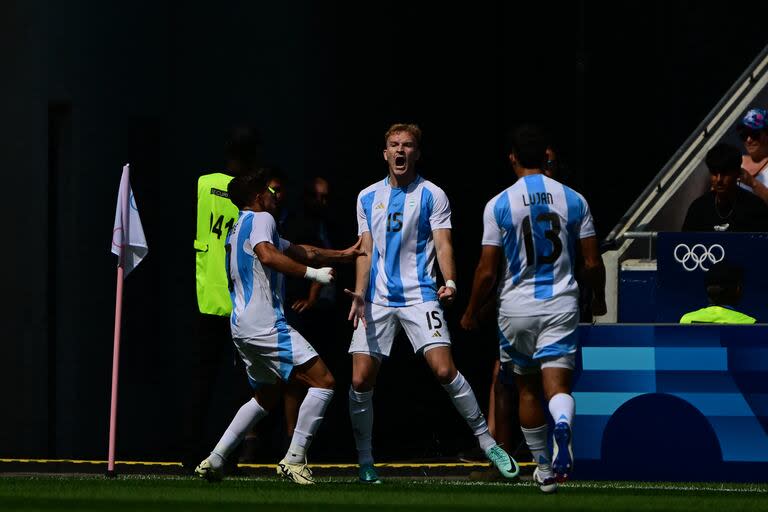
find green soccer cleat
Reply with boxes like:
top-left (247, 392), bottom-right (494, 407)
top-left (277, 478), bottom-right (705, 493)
top-left (194, 458), bottom-right (223, 483)
top-left (358, 463), bottom-right (382, 484)
top-left (485, 445), bottom-right (520, 479)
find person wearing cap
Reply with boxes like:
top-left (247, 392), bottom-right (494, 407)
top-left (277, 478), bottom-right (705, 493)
top-left (737, 108), bottom-right (768, 204)
top-left (682, 143), bottom-right (768, 232)
top-left (679, 261), bottom-right (756, 324)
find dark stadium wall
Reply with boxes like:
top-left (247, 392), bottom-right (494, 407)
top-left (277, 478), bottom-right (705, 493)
top-left (1, 1), bottom-right (766, 462)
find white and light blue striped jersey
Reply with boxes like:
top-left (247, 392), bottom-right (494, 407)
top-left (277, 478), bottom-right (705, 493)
top-left (226, 210), bottom-right (292, 337)
top-left (357, 175), bottom-right (451, 307)
top-left (482, 174), bottom-right (595, 317)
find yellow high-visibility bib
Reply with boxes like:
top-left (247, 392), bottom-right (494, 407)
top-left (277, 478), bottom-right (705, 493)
top-left (195, 173), bottom-right (238, 316)
top-left (679, 305), bottom-right (756, 324)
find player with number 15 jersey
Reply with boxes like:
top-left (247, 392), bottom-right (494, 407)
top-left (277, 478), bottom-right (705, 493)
top-left (344, 123), bottom-right (519, 485)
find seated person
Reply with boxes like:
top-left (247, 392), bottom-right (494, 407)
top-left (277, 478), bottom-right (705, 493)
top-left (682, 143), bottom-right (768, 232)
top-left (679, 260), bottom-right (756, 324)
top-left (737, 108), bottom-right (768, 203)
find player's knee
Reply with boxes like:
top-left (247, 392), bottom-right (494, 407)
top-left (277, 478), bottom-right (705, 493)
top-left (433, 365), bottom-right (457, 384)
top-left (317, 373), bottom-right (335, 390)
top-left (518, 388), bottom-right (539, 405)
top-left (351, 374), bottom-right (374, 392)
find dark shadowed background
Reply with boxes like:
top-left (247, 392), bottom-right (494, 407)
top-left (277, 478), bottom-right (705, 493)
top-left (1, 1), bottom-right (766, 462)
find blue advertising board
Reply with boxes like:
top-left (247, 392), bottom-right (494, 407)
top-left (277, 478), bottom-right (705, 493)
top-left (655, 233), bottom-right (768, 323)
top-left (573, 324), bottom-right (768, 481)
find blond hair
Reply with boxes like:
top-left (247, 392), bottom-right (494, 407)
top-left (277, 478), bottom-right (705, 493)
top-left (384, 123), bottom-right (422, 147)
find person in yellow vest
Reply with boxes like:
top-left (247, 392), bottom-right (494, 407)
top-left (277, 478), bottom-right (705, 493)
top-left (183, 125), bottom-right (263, 472)
top-left (679, 261), bottom-right (756, 324)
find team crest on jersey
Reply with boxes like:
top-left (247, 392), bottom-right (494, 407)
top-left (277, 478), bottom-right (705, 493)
top-left (375, 202), bottom-right (385, 210)
top-left (432, 331), bottom-right (442, 338)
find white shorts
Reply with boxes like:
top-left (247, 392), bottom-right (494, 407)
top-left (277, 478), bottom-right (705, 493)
top-left (497, 311), bottom-right (578, 375)
top-left (233, 324), bottom-right (318, 386)
top-left (349, 301), bottom-right (451, 358)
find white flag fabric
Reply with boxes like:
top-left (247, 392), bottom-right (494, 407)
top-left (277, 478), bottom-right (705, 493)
top-left (111, 164), bottom-right (148, 276)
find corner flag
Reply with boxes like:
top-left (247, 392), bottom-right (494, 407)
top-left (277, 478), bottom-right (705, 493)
top-left (111, 164), bottom-right (148, 276)
top-left (107, 163), bottom-right (147, 476)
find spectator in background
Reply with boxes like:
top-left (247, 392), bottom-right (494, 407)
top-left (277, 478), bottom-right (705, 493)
top-left (284, 177), bottom-right (337, 322)
top-left (682, 143), bottom-right (768, 232)
top-left (679, 261), bottom-right (755, 324)
top-left (737, 108), bottom-right (768, 204)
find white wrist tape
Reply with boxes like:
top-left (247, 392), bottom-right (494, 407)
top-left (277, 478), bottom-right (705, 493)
top-left (305, 266), bottom-right (334, 284)
top-left (445, 279), bottom-right (457, 292)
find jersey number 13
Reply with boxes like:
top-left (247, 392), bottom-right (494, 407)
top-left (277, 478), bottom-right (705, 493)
top-left (521, 213), bottom-right (562, 266)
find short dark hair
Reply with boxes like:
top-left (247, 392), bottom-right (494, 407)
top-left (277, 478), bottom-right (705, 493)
top-left (507, 124), bottom-right (549, 169)
top-left (705, 260), bottom-right (743, 306)
top-left (225, 124), bottom-right (263, 170)
top-left (705, 143), bottom-right (741, 175)
top-left (227, 168), bottom-right (272, 210)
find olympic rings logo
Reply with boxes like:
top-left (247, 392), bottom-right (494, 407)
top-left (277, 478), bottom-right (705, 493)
top-left (673, 243), bottom-right (725, 272)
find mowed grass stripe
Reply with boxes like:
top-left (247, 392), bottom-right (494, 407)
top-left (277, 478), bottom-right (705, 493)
top-left (1, 476), bottom-right (768, 512)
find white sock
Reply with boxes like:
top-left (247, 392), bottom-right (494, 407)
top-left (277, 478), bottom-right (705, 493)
top-left (210, 398), bottom-right (268, 468)
top-left (285, 387), bottom-right (334, 464)
top-left (442, 372), bottom-right (495, 452)
top-left (548, 393), bottom-right (575, 426)
top-left (521, 424), bottom-right (552, 471)
top-left (348, 387), bottom-right (375, 465)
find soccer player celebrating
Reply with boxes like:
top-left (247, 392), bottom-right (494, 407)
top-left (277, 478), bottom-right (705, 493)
top-left (460, 125), bottom-right (606, 493)
top-left (345, 123), bottom-right (519, 484)
top-left (195, 169), bottom-right (363, 485)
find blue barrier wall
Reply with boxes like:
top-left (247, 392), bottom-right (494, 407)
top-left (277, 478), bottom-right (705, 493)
top-left (618, 269), bottom-right (656, 322)
top-left (573, 324), bottom-right (768, 481)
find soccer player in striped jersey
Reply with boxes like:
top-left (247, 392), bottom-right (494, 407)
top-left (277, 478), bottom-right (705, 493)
top-left (195, 170), bottom-right (363, 485)
top-left (345, 123), bottom-right (519, 484)
top-left (461, 125), bottom-right (606, 493)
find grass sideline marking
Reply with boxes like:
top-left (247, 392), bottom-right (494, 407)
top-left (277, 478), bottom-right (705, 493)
top-left (0, 459), bottom-right (534, 469)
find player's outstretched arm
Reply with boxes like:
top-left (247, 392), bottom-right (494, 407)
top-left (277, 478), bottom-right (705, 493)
top-left (292, 281), bottom-right (322, 313)
top-left (433, 228), bottom-right (457, 306)
top-left (579, 235), bottom-right (607, 316)
top-left (284, 236), bottom-right (365, 266)
top-left (460, 245), bottom-right (501, 330)
top-left (255, 241), bottom-right (335, 284)
top-left (343, 232), bottom-right (372, 329)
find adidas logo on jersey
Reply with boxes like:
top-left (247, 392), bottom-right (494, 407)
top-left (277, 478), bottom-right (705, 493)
top-left (432, 331), bottom-right (442, 338)
top-left (375, 202), bottom-right (385, 210)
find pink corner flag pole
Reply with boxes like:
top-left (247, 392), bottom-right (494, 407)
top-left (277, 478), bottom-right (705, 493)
top-left (107, 264), bottom-right (124, 475)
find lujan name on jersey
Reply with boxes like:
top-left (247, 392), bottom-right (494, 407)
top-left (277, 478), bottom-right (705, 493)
top-left (357, 175), bottom-right (451, 307)
top-left (482, 174), bottom-right (595, 317)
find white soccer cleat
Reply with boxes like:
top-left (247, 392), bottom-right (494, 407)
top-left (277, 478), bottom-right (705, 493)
top-left (533, 466), bottom-right (558, 494)
top-left (277, 458), bottom-right (315, 485)
top-left (194, 458), bottom-right (223, 483)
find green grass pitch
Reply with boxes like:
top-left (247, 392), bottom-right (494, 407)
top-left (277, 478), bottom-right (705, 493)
top-left (1, 475), bottom-right (767, 512)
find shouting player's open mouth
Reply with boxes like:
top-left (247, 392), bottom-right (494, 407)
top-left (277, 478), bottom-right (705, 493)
top-left (394, 155), bottom-right (407, 170)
